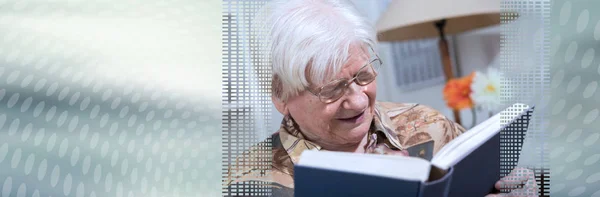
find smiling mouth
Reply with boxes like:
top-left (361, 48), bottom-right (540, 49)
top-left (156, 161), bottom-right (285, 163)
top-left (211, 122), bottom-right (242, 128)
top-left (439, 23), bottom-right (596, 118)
top-left (338, 111), bottom-right (365, 123)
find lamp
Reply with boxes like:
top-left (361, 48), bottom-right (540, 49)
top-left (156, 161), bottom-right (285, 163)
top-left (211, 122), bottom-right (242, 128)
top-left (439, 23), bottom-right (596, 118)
top-left (376, 0), bottom-right (510, 125)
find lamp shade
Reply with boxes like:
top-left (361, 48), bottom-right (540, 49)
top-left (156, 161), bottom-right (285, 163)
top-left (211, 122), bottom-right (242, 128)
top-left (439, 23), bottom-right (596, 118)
top-left (376, 0), bottom-right (502, 42)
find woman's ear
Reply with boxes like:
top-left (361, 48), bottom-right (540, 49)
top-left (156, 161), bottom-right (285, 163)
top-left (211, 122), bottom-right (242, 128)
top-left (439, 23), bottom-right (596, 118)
top-left (272, 95), bottom-right (289, 115)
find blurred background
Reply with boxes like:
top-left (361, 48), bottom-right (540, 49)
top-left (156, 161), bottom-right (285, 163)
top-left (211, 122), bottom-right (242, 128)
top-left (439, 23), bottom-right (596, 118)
top-left (0, 0), bottom-right (222, 197)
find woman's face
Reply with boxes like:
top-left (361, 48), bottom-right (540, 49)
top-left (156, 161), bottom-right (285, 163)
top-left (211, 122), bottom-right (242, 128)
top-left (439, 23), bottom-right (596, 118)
top-left (276, 45), bottom-right (377, 150)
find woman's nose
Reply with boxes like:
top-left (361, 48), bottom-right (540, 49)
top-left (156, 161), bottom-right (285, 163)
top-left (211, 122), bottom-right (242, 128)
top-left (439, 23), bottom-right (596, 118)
top-left (342, 83), bottom-right (368, 110)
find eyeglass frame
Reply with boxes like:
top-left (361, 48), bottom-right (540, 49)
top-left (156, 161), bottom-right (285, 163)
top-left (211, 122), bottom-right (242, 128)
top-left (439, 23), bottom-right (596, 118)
top-left (305, 52), bottom-right (383, 104)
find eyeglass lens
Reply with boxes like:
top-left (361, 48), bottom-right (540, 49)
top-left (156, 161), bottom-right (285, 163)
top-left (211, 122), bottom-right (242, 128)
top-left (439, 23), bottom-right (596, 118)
top-left (319, 60), bottom-right (380, 103)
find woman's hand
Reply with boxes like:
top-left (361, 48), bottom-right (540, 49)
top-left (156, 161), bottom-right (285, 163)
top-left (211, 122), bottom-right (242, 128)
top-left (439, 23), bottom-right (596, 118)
top-left (485, 167), bottom-right (539, 197)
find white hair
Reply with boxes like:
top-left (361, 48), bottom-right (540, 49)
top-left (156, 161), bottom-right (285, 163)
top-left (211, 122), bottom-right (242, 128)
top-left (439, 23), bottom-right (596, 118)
top-left (253, 0), bottom-right (378, 101)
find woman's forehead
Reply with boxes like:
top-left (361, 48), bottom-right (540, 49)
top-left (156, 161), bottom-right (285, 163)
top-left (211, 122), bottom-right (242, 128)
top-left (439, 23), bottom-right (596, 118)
top-left (306, 44), bottom-right (372, 86)
top-left (348, 46), bottom-right (371, 65)
top-left (322, 51), bottom-right (369, 81)
top-left (337, 47), bottom-right (370, 74)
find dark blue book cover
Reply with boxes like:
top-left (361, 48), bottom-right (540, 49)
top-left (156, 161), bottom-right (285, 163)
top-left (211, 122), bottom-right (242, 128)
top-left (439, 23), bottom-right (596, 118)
top-left (447, 107), bottom-right (533, 197)
top-left (446, 132), bottom-right (500, 197)
top-left (294, 165), bottom-right (454, 197)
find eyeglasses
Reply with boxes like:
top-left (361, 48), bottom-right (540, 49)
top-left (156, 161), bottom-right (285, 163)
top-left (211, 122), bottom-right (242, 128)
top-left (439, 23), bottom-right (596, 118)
top-left (307, 55), bottom-right (382, 104)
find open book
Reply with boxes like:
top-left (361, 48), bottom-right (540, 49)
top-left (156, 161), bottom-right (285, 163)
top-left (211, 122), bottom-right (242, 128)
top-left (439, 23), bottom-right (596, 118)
top-left (294, 103), bottom-right (534, 197)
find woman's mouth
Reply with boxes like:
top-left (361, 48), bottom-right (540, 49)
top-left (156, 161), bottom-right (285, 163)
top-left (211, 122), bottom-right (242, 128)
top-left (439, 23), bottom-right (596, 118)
top-left (338, 111), bottom-right (365, 123)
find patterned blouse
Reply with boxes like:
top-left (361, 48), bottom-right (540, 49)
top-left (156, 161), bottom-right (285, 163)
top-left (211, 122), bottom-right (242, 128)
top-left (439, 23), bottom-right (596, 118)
top-left (224, 101), bottom-right (466, 197)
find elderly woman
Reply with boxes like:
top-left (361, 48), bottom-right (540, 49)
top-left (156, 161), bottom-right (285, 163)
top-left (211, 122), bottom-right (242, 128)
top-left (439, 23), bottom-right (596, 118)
top-left (225, 0), bottom-right (538, 196)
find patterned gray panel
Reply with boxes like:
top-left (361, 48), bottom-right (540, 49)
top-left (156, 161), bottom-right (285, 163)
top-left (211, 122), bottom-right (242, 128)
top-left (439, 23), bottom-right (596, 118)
top-left (222, 0), bottom-right (272, 196)
top-left (549, 0), bottom-right (600, 196)
top-left (0, 0), bottom-right (222, 197)
top-left (501, 0), bottom-right (551, 196)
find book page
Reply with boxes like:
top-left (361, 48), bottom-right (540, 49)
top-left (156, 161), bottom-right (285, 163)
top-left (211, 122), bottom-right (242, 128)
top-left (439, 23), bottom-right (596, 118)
top-left (431, 103), bottom-right (531, 170)
top-left (298, 150), bottom-right (432, 182)
top-left (432, 112), bottom-right (500, 161)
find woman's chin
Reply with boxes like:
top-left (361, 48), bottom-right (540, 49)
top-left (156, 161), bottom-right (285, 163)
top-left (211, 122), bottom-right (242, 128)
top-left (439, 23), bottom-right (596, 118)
top-left (341, 125), bottom-right (371, 142)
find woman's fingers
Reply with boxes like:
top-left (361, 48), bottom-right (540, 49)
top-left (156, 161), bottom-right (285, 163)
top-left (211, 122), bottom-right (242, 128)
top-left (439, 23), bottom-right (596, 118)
top-left (491, 167), bottom-right (538, 197)
top-left (496, 167), bottom-right (535, 190)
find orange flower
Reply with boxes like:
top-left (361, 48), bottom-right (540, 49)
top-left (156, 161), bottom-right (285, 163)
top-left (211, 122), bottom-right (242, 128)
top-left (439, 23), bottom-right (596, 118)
top-left (443, 72), bottom-right (475, 110)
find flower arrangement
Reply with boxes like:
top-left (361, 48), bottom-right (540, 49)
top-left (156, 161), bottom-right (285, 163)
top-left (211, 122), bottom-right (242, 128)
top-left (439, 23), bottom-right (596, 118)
top-left (443, 67), bottom-right (502, 128)
top-left (443, 72), bottom-right (475, 111)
